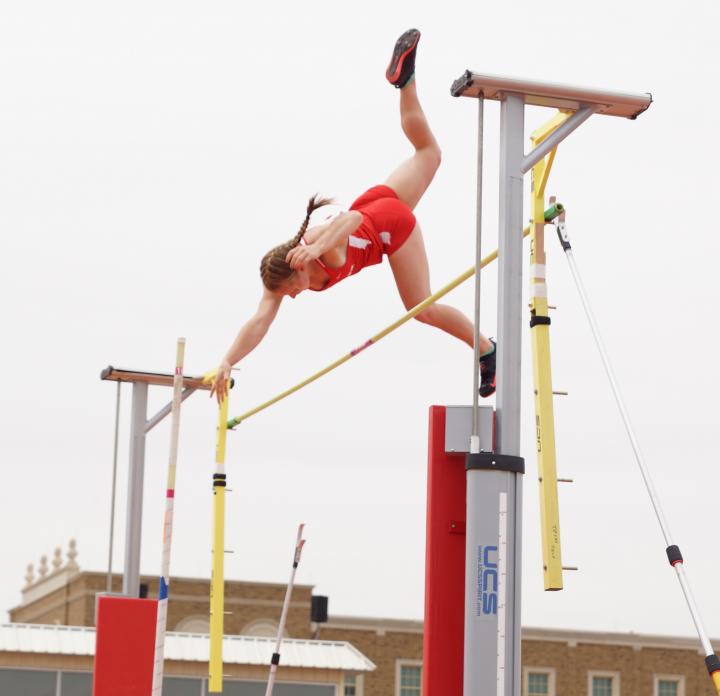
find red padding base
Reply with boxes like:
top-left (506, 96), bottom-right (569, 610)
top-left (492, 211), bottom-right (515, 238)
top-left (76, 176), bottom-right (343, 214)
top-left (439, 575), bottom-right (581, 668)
top-left (423, 406), bottom-right (466, 696)
top-left (93, 595), bottom-right (158, 696)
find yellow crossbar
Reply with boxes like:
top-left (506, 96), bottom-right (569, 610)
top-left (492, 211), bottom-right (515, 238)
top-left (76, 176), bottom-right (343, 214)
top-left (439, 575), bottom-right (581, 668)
top-left (227, 227), bottom-right (534, 429)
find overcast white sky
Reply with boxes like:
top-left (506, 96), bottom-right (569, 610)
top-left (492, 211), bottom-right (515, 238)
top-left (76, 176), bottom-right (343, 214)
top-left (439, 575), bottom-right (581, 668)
top-left (2, 0), bottom-right (719, 646)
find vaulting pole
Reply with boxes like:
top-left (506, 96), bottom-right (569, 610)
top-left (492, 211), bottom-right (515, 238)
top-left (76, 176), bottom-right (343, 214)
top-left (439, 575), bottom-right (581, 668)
top-left (265, 524), bottom-right (306, 696)
top-left (151, 338), bottom-right (185, 695)
top-left (555, 213), bottom-right (720, 695)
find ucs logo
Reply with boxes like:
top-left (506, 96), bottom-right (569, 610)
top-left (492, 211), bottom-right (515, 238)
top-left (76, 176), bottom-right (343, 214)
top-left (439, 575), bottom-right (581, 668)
top-left (476, 545), bottom-right (498, 616)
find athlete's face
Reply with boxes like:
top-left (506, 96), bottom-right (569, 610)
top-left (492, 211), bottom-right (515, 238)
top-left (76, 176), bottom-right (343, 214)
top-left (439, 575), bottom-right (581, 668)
top-left (281, 269), bottom-right (310, 299)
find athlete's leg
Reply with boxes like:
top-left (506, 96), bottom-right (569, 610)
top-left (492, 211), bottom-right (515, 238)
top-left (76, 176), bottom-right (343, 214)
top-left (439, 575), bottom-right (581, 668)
top-left (384, 81), bottom-right (442, 210)
top-left (388, 225), bottom-right (493, 353)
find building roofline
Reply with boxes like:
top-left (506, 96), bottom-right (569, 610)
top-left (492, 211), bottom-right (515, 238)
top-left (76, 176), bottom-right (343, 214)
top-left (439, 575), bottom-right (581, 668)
top-left (324, 615), bottom-right (711, 653)
top-left (521, 626), bottom-right (707, 653)
top-left (78, 571), bottom-right (315, 591)
top-left (0, 623), bottom-right (376, 672)
top-left (325, 614), bottom-right (423, 634)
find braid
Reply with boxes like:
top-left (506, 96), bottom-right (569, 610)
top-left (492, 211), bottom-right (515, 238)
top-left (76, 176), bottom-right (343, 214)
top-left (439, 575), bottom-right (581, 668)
top-left (260, 194), bottom-right (334, 291)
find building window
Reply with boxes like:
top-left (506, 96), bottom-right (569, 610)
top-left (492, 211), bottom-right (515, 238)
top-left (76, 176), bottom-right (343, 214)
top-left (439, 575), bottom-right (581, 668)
top-left (0, 668), bottom-right (57, 695)
top-left (588, 671), bottom-right (620, 696)
top-left (654, 675), bottom-right (684, 696)
top-left (60, 671), bottom-right (93, 695)
top-left (524, 668), bottom-right (555, 696)
top-left (396, 661), bottom-right (422, 696)
top-left (344, 673), bottom-right (365, 696)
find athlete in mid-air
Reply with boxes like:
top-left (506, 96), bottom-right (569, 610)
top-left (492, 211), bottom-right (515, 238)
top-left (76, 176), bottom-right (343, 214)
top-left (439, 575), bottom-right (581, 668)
top-left (211, 29), bottom-right (496, 402)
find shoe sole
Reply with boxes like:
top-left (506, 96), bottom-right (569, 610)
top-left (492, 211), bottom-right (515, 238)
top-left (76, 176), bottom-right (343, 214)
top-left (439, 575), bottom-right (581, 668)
top-left (479, 376), bottom-right (496, 398)
top-left (386, 29), bottom-right (421, 84)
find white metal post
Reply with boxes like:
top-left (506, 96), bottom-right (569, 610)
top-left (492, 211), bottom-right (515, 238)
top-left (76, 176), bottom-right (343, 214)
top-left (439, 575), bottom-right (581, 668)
top-left (123, 382), bottom-right (148, 597)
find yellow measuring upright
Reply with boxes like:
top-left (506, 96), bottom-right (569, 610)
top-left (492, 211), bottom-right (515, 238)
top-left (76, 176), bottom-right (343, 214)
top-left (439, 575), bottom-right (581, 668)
top-left (529, 112), bottom-right (568, 591)
top-left (209, 392), bottom-right (229, 692)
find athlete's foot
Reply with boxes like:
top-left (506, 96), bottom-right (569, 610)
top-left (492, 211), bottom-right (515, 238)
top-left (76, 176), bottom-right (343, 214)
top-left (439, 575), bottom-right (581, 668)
top-left (479, 339), bottom-right (497, 398)
top-left (386, 28), bottom-right (421, 89)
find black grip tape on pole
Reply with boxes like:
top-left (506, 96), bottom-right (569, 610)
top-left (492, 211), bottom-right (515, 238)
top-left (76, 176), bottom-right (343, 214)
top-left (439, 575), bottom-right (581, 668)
top-left (213, 473), bottom-right (227, 487)
top-left (666, 545), bottom-right (683, 566)
top-left (705, 654), bottom-right (720, 675)
top-left (557, 227), bottom-right (571, 251)
top-left (271, 652), bottom-right (281, 666)
top-left (530, 315), bottom-right (551, 328)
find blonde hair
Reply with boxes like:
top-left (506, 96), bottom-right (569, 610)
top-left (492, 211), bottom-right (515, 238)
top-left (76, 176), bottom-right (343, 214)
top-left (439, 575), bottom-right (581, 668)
top-left (260, 194), bottom-right (334, 291)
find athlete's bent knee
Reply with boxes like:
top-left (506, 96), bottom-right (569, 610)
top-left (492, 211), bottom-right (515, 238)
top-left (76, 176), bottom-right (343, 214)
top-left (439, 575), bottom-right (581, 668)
top-left (415, 305), bottom-right (440, 325)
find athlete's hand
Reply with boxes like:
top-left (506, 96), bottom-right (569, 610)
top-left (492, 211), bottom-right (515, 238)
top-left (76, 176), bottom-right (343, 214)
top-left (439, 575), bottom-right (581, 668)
top-left (286, 243), bottom-right (321, 270)
top-left (209, 360), bottom-right (232, 405)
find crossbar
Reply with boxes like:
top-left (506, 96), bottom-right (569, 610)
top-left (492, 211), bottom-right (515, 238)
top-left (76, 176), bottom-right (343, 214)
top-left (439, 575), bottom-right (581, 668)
top-left (451, 71), bottom-right (652, 119)
top-left (227, 207), bottom-right (563, 429)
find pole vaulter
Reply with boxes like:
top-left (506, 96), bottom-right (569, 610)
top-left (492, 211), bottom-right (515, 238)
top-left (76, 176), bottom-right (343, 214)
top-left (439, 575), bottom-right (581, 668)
top-left (222, 211), bottom-right (563, 429)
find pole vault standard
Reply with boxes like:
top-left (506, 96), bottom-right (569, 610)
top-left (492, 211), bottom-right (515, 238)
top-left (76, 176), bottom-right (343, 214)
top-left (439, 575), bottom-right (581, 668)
top-left (554, 211), bottom-right (720, 694)
top-left (100, 367), bottom-right (213, 597)
top-left (450, 72), bottom-right (651, 696)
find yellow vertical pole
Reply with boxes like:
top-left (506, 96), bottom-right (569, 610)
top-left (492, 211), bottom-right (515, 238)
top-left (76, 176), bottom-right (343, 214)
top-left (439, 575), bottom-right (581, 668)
top-left (209, 393), bottom-right (229, 692)
top-left (529, 113), bottom-right (567, 591)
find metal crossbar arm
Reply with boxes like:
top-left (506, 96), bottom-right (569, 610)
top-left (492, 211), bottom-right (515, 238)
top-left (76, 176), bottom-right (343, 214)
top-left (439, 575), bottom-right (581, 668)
top-left (101, 366), bottom-right (212, 391)
top-left (227, 206), bottom-right (563, 429)
top-left (451, 71), bottom-right (652, 119)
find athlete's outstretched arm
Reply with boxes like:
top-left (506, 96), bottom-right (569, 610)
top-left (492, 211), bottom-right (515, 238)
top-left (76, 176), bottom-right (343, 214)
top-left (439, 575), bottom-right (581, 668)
top-left (210, 289), bottom-right (283, 403)
top-left (286, 211), bottom-right (362, 269)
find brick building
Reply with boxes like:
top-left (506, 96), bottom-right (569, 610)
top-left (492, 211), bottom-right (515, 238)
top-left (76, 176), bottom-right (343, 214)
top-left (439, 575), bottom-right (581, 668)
top-left (2, 547), bottom-right (715, 695)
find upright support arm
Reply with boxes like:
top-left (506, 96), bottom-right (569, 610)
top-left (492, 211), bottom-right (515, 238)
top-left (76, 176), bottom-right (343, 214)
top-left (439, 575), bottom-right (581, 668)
top-left (209, 393), bottom-right (230, 693)
top-left (529, 116), bottom-right (566, 591)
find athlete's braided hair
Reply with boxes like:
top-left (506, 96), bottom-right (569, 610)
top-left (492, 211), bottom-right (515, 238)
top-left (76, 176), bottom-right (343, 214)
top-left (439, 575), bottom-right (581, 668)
top-left (260, 194), bottom-right (334, 291)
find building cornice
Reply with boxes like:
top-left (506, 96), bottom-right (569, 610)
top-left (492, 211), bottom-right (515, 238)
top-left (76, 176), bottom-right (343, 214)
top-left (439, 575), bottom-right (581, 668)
top-left (521, 626), bottom-right (706, 655)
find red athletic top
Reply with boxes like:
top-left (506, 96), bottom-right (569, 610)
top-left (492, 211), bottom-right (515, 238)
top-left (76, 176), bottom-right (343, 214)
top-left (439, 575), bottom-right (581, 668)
top-left (307, 185), bottom-right (416, 291)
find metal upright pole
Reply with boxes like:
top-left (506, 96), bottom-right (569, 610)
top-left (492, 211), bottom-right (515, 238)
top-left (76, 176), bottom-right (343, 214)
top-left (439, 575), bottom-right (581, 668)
top-left (464, 93), bottom-right (526, 696)
top-left (498, 92), bottom-right (526, 696)
top-left (123, 382), bottom-right (148, 597)
top-left (107, 381), bottom-right (122, 593)
top-left (470, 96), bottom-right (485, 450)
top-left (496, 93), bottom-right (526, 455)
